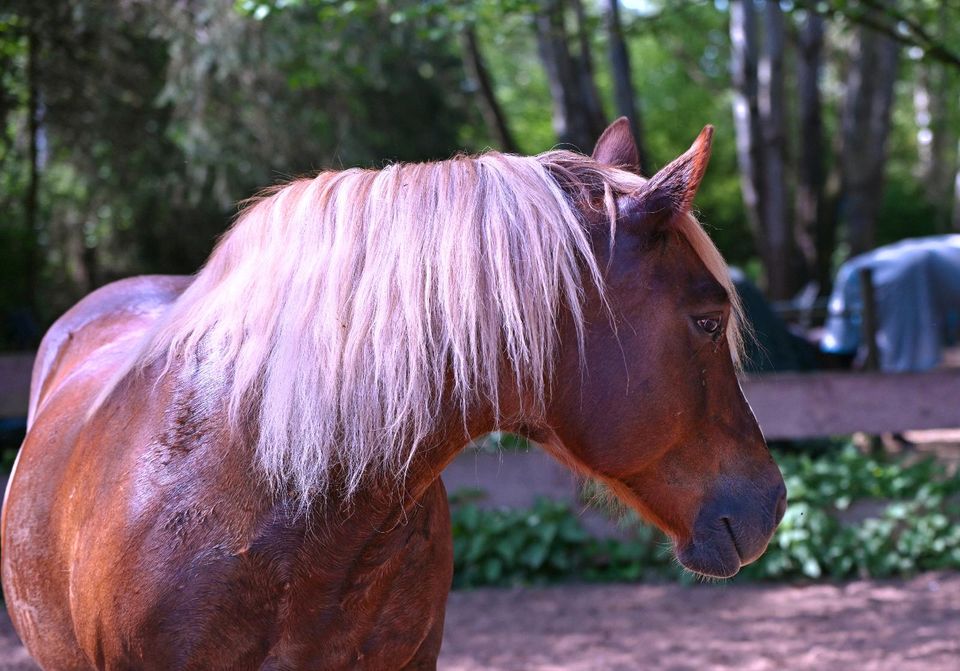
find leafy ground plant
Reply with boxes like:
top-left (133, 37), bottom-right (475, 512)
top-left (742, 444), bottom-right (960, 580)
top-left (450, 443), bottom-right (960, 587)
top-left (451, 498), bottom-right (672, 588)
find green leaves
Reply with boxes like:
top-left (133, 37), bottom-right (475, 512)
top-left (451, 442), bottom-right (960, 588)
top-left (450, 498), bottom-right (667, 588)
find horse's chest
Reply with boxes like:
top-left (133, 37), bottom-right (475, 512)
top-left (262, 487), bottom-right (453, 668)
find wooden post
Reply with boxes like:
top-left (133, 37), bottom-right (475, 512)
top-left (858, 266), bottom-right (882, 452)
top-left (859, 266), bottom-right (880, 371)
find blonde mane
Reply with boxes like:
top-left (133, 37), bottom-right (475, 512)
top-left (100, 151), bottom-right (742, 501)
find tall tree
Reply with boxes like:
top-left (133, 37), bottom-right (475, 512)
top-left (757, 0), bottom-right (800, 298)
top-left (729, 0), bottom-right (763, 241)
top-left (839, 4), bottom-right (900, 256)
top-left (730, 0), bottom-right (802, 299)
top-left (461, 25), bottom-right (518, 153)
top-left (570, 0), bottom-right (607, 140)
top-left (603, 0), bottom-right (650, 174)
top-left (24, 9), bottom-right (39, 312)
top-left (911, 3), bottom-right (954, 231)
top-left (534, 0), bottom-right (606, 149)
top-left (793, 12), bottom-right (830, 290)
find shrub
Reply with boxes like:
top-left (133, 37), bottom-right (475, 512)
top-left (450, 498), bottom-right (673, 588)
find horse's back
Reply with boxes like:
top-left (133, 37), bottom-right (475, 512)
top-left (26, 275), bottom-right (192, 426)
top-left (2, 275), bottom-right (190, 669)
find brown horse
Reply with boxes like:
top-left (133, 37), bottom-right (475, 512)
top-left (2, 119), bottom-right (785, 670)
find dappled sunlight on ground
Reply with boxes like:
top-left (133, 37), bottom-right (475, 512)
top-left (440, 573), bottom-right (960, 671)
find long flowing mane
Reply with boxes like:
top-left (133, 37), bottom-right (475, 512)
top-left (99, 150), bottom-right (742, 501)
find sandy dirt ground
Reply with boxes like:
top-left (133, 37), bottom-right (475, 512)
top-left (0, 573), bottom-right (957, 670)
top-left (439, 573), bottom-right (960, 671)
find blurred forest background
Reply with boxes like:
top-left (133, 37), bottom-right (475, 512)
top-left (2, 0), bottom-right (960, 348)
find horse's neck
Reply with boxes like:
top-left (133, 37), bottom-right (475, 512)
top-left (362, 378), bottom-right (536, 509)
top-left (392, 407), bottom-right (495, 510)
top-left (167, 353), bottom-right (522, 516)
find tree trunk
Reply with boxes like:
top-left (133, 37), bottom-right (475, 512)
top-left (757, 0), bottom-right (801, 299)
top-left (794, 13), bottom-right (830, 291)
top-left (25, 18), bottom-right (40, 313)
top-left (461, 26), bottom-right (518, 153)
top-left (911, 4), bottom-right (953, 231)
top-left (569, 0), bottom-right (607, 142)
top-left (840, 5), bottom-right (899, 256)
top-left (603, 0), bottom-right (650, 174)
top-left (534, 0), bottom-right (603, 150)
top-left (913, 63), bottom-right (954, 231)
top-left (953, 132), bottom-right (960, 231)
top-left (730, 0), bottom-right (789, 296)
top-left (729, 0), bottom-right (762, 236)
top-left (731, 0), bottom-right (810, 299)
top-left (913, 67), bottom-right (935, 184)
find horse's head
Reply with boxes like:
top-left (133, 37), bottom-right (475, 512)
top-left (540, 119), bottom-right (785, 578)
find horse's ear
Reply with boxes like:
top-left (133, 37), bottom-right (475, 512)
top-left (632, 125), bottom-right (713, 218)
top-left (592, 117), bottom-right (639, 172)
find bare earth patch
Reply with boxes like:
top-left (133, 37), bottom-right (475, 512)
top-left (0, 573), bottom-right (958, 669)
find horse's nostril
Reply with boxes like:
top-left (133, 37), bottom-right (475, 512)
top-left (774, 487), bottom-right (787, 525)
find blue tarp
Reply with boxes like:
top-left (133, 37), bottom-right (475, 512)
top-left (821, 235), bottom-right (960, 371)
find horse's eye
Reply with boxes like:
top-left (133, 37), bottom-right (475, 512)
top-left (696, 316), bottom-right (722, 337)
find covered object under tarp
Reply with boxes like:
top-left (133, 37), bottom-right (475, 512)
top-left (821, 235), bottom-right (960, 371)
top-left (731, 268), bottom-right (819, 373)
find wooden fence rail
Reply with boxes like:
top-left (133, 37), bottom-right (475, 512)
top-left (741, 369), bottom-right (960, 439)
top-left (0, 353), bottom-right (32, 422)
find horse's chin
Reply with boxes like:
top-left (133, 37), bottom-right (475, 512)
top-left (674, 538), bottom-right (742, 579)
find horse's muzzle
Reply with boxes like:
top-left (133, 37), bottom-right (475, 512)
top-left (675, 477), bottom-right (787, 578)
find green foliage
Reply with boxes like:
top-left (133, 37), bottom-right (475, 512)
top-left (0, 447), bottom-right (16, 473)
top-left (0, 0), bottom-right (479, 344)
top-left (4, 0), bottom-right (960, 348)
top-left (451, 497), bottom-right (670, 588)
top-left (452, 499), bottom-right (585, 587)
top-left (778, 443), bottom-right (960, 506)
top-left (450, 444), bottom-right (960, 588)
top-left (741, 444), bottom-right (960, 580)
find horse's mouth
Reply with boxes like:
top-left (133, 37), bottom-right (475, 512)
top-left (722, 517), bottom-right (745, 562)
top-left (671, 479), bottom-right (785, 579)
top-left (674, 522), bottom-right (744, 579)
